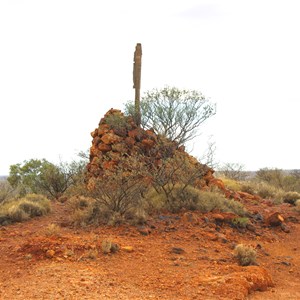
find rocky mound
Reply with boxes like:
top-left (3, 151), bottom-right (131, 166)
top-left (86, 108), bottom-right (214, 190)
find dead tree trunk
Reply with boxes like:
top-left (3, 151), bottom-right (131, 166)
top-left (133, 43), bottom-right (142, 126)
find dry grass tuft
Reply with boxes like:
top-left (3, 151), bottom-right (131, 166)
top-left (234, 244), bottom-right (257, 266)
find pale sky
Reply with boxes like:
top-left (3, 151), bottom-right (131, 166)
top-left (1, 0), bottom-right (299, 175)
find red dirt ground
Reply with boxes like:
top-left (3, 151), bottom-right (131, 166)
top-left (0, 200), bottom-right (299, 300)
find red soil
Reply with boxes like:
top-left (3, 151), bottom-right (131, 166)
top-left (0, 200), bottom-right (299, 300)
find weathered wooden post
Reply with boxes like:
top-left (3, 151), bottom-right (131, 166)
top-left (133, 43), bottom-right (142, 126)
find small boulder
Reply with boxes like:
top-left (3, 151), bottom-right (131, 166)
top-left (266, 212), bottom-right (284, 226)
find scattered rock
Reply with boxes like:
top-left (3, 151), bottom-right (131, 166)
top-left (171, 247), bottom-right (185, 254)
top-left (137, 226), bottom-right (151, 236)
top-left (280, 223), bottom-right (290, 233)
top-left (246, 223), bottom-right (256, 233)
top-left (252, 212), bottom-right (264, 222)
top-left (45, 249), bottom-right (55, 259)
top-left (280, 261), bottom-right (291, 266)
top-left (216, 233), bottom-right (228, 243)
top-left (121, 246), bottom-right (134, 253)
top-left (182, 212), bottom-right (199, 224)
top-left (266, 212), bottom-right (284, 226)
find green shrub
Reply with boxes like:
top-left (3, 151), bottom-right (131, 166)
top-left (234, 244), bottom-right (257, 266)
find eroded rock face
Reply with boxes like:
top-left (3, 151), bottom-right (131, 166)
top-left (86, 109), bottom-right (213, 189)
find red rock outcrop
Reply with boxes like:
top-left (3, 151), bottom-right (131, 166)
top-left (86, 109), bottom-right (214, 189)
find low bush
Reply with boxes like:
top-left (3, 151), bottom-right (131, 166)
top-left (0, 194), bottom-right (51, 225)
top-left (240, 181), bottom-right (283, 200)
top-left (146, 185), bottom-right (246, 216)
top-left (69, 195), bottom-right (148, 227)
top-left (234, 244), bottom-right (257, 266)
top-left (282, 191), bottom-right (300, 205)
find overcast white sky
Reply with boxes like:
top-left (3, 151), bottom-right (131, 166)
top-left (0, 0), bottom-right (299, 175)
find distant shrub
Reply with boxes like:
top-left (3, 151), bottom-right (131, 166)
top-left (0, 180), bottom-right (15, 204)
top-left (234, 244), bottom-right (257, 266)
top-left (220, 177), bottom-right (242, 192)
top-left (282, 191), bottom-right (300, 205)
top-left (241, 181), bottom-right (282, 200)
top-left (240, 181), bottom-right (256, 195)
top-left (0, 194), bottom-right (51, 225)
top-left (255, 182), bottom-right (281, 199)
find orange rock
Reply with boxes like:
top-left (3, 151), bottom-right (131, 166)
top-left (111, 143), bottom-right (128, 153)
top-left (145, 129), bottom-right (157, 140)
top-left (141, 139), bottom-right (155, 149)
top-left (91, 129), bottom-right (98, 138)
top-left (128, 128), bottom-right (143, 141)
top-left (98, 143), bottom-right (112, 152)
top-left (101, 133), bottom-right (122, 145)
top-left (92, 136), bottom-right (101, 146)
top-left (209, 178), bottom-right (226, 190)
top-left (124, 137), bottom-right (136, 147)
top-left (121, 246), bottom-right (134, 253)
top-left (45, 249), bottom-right (55, 258)
top-left (103, 160), bottom-right (117, 170)
top-left (97, 124), bottom-right (110, 135)
top-left (90, 146), bottom-right (100, 157)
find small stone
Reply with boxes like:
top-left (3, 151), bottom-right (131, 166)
top-left (121, 246), bottom-right (134, 253)
top-left (280, 223), bottom-right (290, 233)
top-left (266, 212), bottom-right (284, 226)
top-left (137, 226), bottom-right (151, 236)
top-left (45, 249), bottom-right (55, 258)
top-left (171, 247), bottom-right (185, 254)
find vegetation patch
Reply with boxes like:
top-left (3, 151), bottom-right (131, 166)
top-left (146, 186), bottom-right (246, 216)
top-left (231, 217), bottom-right (249, 228)
top-left (0, 194), bottom-right (51, 225)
